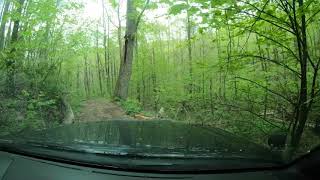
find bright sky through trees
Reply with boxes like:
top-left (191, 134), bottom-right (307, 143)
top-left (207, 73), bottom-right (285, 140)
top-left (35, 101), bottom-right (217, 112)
top-left (81, 0), bottom-right (185, 39)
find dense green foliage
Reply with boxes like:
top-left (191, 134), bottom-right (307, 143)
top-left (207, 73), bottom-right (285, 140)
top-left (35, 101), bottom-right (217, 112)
top-left (0, 0), bottom-right (320, 156)
top-left (121, 98), bottom-right (143, 115)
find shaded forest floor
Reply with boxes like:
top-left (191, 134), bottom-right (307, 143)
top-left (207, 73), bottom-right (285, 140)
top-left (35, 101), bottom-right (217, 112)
top-left (75, 99), bottom-right (132, 122)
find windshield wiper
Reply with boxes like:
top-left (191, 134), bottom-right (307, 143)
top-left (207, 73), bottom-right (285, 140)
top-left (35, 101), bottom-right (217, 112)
top-left (0, 138), bottom-right (283, 172)
top-left (0, 139), bottom-right (144, 157)
top-left (0, 138), bottom-right (280, 161)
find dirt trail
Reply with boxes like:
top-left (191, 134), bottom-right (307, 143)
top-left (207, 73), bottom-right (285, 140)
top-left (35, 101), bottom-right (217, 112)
top-left (76, 99), bottom-right (131, 122)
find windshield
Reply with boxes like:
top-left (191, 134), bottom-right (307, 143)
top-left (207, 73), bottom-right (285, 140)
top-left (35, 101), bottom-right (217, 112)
top-left (0, 0), bottom-right (320, 171)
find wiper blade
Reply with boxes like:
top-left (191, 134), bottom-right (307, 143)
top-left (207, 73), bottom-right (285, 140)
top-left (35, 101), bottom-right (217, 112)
top-left (26, 141), bottom-right (87, 153)
top-left (23, 140), bottom-right (140, 157)
top-left (0, 138), bottom-right (281, 166)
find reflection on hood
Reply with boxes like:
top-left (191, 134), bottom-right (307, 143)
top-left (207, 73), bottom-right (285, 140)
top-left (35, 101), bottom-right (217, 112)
top-left (7, 120), bottom-right (278, 160)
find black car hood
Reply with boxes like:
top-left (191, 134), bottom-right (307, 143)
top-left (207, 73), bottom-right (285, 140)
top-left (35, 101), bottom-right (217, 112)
top-left (3, 120), bottom-right (279, 161)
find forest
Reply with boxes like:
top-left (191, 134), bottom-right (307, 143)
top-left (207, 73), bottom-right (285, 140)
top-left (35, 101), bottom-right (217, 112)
top-left (0, 0), bottom-right (320, 157)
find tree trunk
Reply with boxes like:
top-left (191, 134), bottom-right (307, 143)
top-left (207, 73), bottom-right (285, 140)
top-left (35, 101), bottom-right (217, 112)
top-left (113, 53), bottom-right (117, 92)
top-left (107, 17), bottom-right (111, 93)
top-left (84, 55), bottom-right (90, 97)
top-left (76, 65), bottom-right (80, 94)
top-left (151, 48), bottom-right (158, 111)
top-left (96, 25), bottom-right (103, 96)
top-left (225, 10), bottom-right (233, 101)
top-left (90, 66), bottom-right (95, 95)
top-left (0, 1), bottom-right (4, 20)
top-left (201, 38), bottom-right (205, 101)
top-left (216, 30), bottom-right (223, 98)
top-left (256, 34), bottom-right (269, 121)
top-left (209, 77), bottom-right (214, 116)
top-left (284, 0), bottom-right (310, 159)
top-left (186, 0), bottom-right (193, 94)
top-left (6, 0), bottom-right (25, 96)
top-left (96, 52), bottom-right (103, 96)
top-left (142, 50), bottom-right (146, 106)
top-left (117, 2), bottom-right (123, 62)
top-left (0, 0), bottom-right (10, 50)
top-left (135, 37), bottom-right (141, 102)
top-left (5, 20), bottom-right (12, 47)
top-left (102, 0), bottom-right (111, 95)
top-left (114, 0), bottom-right (138, 100)
top-left (114, 40), bottom-right (135, 99)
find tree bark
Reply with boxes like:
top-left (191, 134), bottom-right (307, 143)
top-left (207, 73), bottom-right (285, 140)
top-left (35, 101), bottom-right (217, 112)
top-left (6, 0), bottom-right (25, 96)
top-left (114, 0), bottom-right (136, 99)
top-left (186, 0), bottom-right (193, 94)
top-left (151, 48), bottom-right (158, 111)
top-left (5, 20), bottom-right (12, 47)
top-left (101, 0), bottom-right (111, 95)
top-left (84, 55), bottom-right (90, 97)
top-left (96, 24), bottom-right (103, 96)
top-left (0, 1), bottom-right (4, 20)
top-left (114, 0), bottom-right (149, 100)
top-left (290, 0), bottom-right (309, 151)
top-left (0, 0), bottom-right (10, 50)
top-left (97, 51), bottom-right (103, 96)
top-left (117, 2), bottom-right (123, 62)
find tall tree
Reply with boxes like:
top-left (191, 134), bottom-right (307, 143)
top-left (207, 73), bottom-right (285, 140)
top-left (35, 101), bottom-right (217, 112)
top-left (0, 0), bottom-right (10, 50)
top-left (96, 24), bottom-right (103, 96)
top-left (114, 0), bottom-right (150, 99)
top-left (101, 0), bottom-right (111, 95)
top-left (6, 0), bottom-right (25, 95)
top-left (233, 0), bottom-right (320, 156)
top-left (186, 0), bottom-right (193, 94)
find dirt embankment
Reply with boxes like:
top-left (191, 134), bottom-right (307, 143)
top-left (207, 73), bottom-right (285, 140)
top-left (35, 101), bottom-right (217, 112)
top-left (76, 99), bottom-right (131, 122)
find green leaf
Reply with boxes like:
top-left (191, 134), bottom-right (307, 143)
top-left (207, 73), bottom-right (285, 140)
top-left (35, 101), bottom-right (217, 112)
top-left (169, 3), bottom-right (189, 15)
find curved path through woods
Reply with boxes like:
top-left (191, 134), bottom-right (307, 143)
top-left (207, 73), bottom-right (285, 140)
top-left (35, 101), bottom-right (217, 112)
top-left (76, 99), bottom-right (132, 122)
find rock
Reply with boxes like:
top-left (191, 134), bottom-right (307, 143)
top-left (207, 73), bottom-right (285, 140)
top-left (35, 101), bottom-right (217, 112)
top-left (158, 107), bottom-right (165, 118)
top-left (61, 96), bottom-right (74, 124)
top-left (16, 111), bottom-right (25, 121)
top-left (268, 132), bottom-right (287, 149)
top-left (314, 119), bottom-right (320, 135)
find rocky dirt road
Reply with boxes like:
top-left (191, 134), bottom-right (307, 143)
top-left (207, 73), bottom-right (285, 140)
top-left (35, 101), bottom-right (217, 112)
top-left (76, 99), bottom-right (132, 122)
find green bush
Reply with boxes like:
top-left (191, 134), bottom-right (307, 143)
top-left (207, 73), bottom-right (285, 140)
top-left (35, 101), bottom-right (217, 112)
top-left (121, 99), bottom-right (142, 115)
